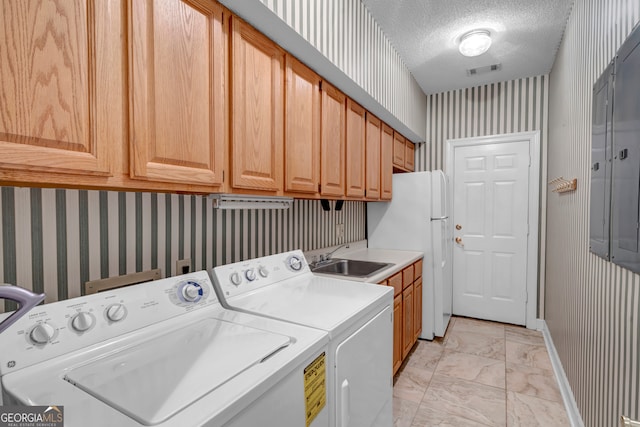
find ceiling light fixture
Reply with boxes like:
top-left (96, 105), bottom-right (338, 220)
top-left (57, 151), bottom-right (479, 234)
top-left (458, 30), bottom-right (492, 57)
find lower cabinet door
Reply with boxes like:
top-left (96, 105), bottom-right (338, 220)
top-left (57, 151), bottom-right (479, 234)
top-left (393, 294), bottom-right (403, 374)
top-left (413, 277), bottom-right (423, 341)
top-left (402, 284), bottom-right (414, 359)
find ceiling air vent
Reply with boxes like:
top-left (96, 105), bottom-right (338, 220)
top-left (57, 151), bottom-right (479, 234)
top-left (466, 63), bottom-right (502, 76)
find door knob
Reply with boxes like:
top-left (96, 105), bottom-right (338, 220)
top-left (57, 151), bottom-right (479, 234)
top-left (455, 237), bottom-right (463, 245)
top-left (455, 224), bottom-right (462, 230)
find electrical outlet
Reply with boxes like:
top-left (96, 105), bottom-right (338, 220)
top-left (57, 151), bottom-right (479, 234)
top-left (336, 223), bottom-right (345, 240)
top-left (176, 259), bottom-right (192, 275)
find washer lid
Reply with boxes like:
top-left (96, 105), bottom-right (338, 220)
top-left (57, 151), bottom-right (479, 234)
top-left (64, 318), bottom-right (291, 426)
top-left (229, 275), bottom-right (392, 334)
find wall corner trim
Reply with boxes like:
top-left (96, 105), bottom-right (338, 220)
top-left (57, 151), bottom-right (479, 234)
top-left (540, 319), bottom-right (585, 427)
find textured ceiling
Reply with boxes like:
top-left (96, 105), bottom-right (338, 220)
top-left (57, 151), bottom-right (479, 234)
top-left (361, 0), bottom-right (574, 94)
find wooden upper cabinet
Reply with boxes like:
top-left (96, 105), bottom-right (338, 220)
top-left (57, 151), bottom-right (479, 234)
top-left (320, 81), bottom-right (346, 197)
top-left (365, 113), bottom-right (381, 200)
top-left (345, 99), bottom-right (366, 198)
top-left (405, 140), bottom-right (415, 171)
top-left (285, 56), bottom-right (320, 194)
top-left (380, 123), bottom-right (393, 200)
top-left (230, 17), bottom-right (284, 192)
top-left (129, 0), bottom-right (226, 187)
top-left (0, 0), bottom-right (116, 179)
top-left (393, 132), bottom-right (405, 169)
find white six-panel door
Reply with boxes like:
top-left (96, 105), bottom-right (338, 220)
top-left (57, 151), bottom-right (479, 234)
top-left (451, 139), bottom-right (531, 325)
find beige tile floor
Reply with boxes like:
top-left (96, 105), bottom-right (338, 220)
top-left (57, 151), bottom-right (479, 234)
top-left (393, 316), bottom-right (570, 427)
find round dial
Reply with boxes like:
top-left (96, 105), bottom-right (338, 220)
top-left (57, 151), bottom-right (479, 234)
top-left (258, 266), bottom-right (269, 278)
top-left (230, 272), bottom-right (242, 286)
top-left (245, 269), bottom-right (257, 282)
top-left (106, 304), bottom-right (127, 322)
top-left (287, 255), bottom-right (303, 271)
top-left (30, 323), bottom-right (55, 345)
top-left (181, 282), bottom-right (202, 302)
top-left (71, 312), bottom-right (95, 332)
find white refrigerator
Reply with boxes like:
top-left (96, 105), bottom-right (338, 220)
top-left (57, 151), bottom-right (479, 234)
top-left (367, 171), bottom-right (453, 339)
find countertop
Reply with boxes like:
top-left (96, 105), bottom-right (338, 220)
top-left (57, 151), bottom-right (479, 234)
top-left (305, 241), bottom-right (423, 284)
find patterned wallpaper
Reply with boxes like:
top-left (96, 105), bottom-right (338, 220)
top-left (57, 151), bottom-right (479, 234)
top-left (0, 187), bottom-right (365, 312)
top-left (545, 0), bottom-right (640, 425)
top-left (416, 75), bottom-right (549, 172)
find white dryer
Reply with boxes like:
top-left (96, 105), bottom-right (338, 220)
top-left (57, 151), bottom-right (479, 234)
top-left (210, 250), bottom-right (394, 427)
top-left (0, 271), bottom-right (329, 427)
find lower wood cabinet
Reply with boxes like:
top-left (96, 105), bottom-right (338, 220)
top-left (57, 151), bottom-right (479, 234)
top-left (413, 277), bottom-right (423, 341)
top-left (380, 258), bottom-right (423, 375)
top-left (402, 283), bottom-right (414, 359)
top-left (393, 294), bottom-right (403, 373)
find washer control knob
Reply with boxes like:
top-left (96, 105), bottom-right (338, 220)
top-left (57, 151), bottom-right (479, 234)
top-left (288, 255), bottom-right (303, 271)
top-left (71, 312), bottom-right (95, 332)
top-left (245, 269), bottom-right (257, 282)
top-left (106, 304), bottom-right (127, 322)
top-left (230, 272), bottom-right (242, 286)
top-left (30, 323), bottom-right (55, 345)
top-left (258, 266), bottom-right (269, 278)
top-left (182, 282), bottom-right (202, 302)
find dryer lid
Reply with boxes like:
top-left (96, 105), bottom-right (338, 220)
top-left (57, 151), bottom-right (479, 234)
top-left (64, 318), bottom-right (290, 426)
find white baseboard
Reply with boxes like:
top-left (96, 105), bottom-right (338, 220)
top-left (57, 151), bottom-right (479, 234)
top-left (539, 319), bottom-right (585, 427)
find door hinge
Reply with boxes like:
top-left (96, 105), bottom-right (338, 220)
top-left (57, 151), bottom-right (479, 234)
top-left (222, 170), bottom-right (225, 182)
top-left (318, 184), bottom-right (321, 193)
top-left (319, 81), bottom-right (323, 91)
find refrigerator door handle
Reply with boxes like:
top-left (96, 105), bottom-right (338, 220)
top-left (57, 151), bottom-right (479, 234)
top-left (436, 170), bottom-right (449, 218)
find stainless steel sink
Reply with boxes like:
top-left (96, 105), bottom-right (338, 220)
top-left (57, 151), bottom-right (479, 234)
top-left (310, 258), bottom-right (392, 278)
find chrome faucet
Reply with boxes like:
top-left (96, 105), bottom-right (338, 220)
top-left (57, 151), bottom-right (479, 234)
top-left (320, 243), bottom-right (348, 263)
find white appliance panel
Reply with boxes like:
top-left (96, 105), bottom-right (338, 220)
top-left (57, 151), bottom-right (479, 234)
top-left (334, 306), bottom-right (392, 427)
top-left (431, 170), bottom-right (453, 336)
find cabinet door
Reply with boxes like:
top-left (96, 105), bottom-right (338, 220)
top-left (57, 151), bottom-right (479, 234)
top-left (405, 141), bottom-right (415, 171)
top-left (231, 18), bottom-right (284, 192)
top-left (393, 132), bottom-right (405, 169)
top-left (380, 123), bottom-right (394, 200)
top-left (365, 113), bottom-right (381, 200)
top-left (0, 0), bottom-right (115, 178)
top-left (413, 277), bottom-right (423, 341)
top-left (285, 56), bottom-right (320, 194)
top-left (130, 0), bottom-right (226, 186)
top-left (402, 283), bottom-right (414, 359)
top-left (393, 294), bottom-right (403, 374)
top-left (320, 81), bottom-right (346, 197)
top-left (346, 99), bottom-right (366, 198)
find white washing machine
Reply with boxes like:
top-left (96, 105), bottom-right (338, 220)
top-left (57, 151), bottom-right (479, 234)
top-left (0, 271), bottom-right (330, 427)
top-left (210, 250), bottom-right (394, 427)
